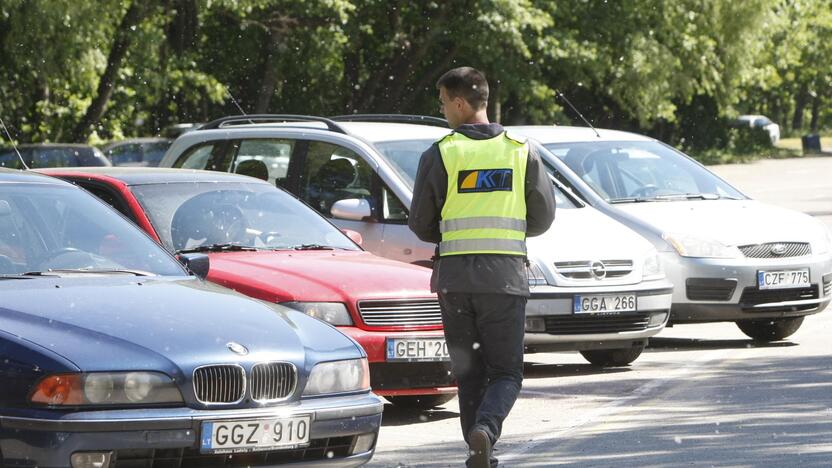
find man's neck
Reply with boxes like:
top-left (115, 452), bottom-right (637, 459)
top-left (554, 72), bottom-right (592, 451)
top-left (461, 111), bottom-right (490, 126)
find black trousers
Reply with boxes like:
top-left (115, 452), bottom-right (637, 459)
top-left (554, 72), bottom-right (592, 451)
top-left (438, 292), bottom-right (527, 449)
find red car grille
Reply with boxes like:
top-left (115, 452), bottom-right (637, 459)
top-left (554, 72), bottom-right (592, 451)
top-left (357, 299), bottom-right (442, 327)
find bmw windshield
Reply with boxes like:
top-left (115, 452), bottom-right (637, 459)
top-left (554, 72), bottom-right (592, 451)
top-left (542, 141), bottom-right (745, 203)
top-left (0, 184), bottom-right (184, 276)
top-left (130, 182), bottom-right (360, 253)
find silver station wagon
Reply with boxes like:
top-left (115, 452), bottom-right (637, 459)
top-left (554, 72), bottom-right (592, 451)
top-left (159, 115), bottom-right (673, 366)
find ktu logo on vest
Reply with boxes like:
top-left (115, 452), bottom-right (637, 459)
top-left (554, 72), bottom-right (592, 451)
top-left (458, 169), bottom-right (513, 193)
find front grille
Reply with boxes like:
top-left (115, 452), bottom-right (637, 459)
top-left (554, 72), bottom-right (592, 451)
top-left (112, 436), bottom-right (356, 467)
top-left (739, 242), bottom-right (811, 258)
top-left (250, 362), bottom-right (296, 402)
top-left (358, 299), bottom-right (442, 327)
top-left (543, 314), bottom-right (650, 335)
top-left (555, 260), bottom-right (633, 279)
top-left (193, 365), bottom-right (244, 404)
top-left (823, 274), bottom-right (832, 297)
top-left (739, 285), bottom-right (819, 312)
top-left (686, 278), bottom-right (737, 301)
top-left (370, 361), bottom-right (455, 390)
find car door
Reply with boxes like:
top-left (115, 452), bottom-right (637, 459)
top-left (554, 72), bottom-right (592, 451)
top-left (293, 140), bottom-right (387, 255)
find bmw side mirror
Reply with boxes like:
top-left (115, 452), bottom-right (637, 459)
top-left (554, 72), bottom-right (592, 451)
top-left (177, 253), bottom-right (210, 280)
top-left (331, 198), bottom-right (372, 221)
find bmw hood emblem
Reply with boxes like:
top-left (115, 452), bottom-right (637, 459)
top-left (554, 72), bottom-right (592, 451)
top-left (227, 342), bottom-right (249, 355)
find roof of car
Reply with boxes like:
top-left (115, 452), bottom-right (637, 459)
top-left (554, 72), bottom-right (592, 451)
top-left (10, 143), bottom-right (97, 149)
top-left (103, 138), bottom-right (172, 149)
top-left (338, 122), bottom-right (451, 143)
top-left (0, 168), bottom-right (73, 185)
top-left (509, 125), bottom-right (654, 144)
top-left (36, 167), bottom-right (268, 186)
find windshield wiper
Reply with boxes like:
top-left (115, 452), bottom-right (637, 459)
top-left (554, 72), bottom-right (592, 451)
top-left (16, 269), bottom-right (153, 277)
top-left (291, 244), bottom-right (336, 251)
top-left (175, 243), bottom-right (259, 254)
top-left (610, 193), bottom-right (740, 204)
top-left (608, 197), bottom-right (658, 204)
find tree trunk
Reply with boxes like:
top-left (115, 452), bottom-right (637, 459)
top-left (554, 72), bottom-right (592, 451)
top-left (254, 29), bottom-right (281, 114)
top-left (792, 83), bottom-right (809, 131)
top-left (72, 1), bottom-right (146, 142)
top-left (810, 93), bottom-right (821, 133)
top-left (490, 78), bottom-right (501, 124)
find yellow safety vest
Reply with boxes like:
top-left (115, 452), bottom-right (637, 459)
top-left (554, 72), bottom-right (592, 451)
top-left (438, 131), bottom-right (528, 256)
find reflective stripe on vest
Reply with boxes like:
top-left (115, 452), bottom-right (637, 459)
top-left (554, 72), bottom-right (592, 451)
top-left (438, 131), bottom-right (528, 257)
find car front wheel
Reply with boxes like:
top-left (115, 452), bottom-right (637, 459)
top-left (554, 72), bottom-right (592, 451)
top-left (387, 393), bottom-right (456, 410)
top-left (580, 343), bottom-right (645, 367)
top-left (736, 316), bottom-right (804, 342)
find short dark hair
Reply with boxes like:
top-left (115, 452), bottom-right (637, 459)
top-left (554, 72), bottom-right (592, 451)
top-left (436, 67), bottom-right (489, 110)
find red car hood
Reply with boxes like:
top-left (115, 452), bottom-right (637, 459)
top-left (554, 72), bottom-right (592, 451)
top-left (206, 250), bottom-right (434, 303)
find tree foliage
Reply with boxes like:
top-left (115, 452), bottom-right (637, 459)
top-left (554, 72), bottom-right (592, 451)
top-left (0, 0), bottom-right (828, 147)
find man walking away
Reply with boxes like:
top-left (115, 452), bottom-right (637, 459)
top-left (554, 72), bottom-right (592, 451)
top-left (409, 67), bottom-right (556, 467)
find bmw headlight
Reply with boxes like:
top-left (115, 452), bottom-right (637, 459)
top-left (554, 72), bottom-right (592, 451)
top-left (642, 250), bottom-right (664, 280)
top-left (526, 260), bottom-right (549, 287)
top-left (281, 302), bottom-right (353, 326)
top-left (303, 358), bottom-right (370, 396)
top-left (30, 372), bottom-right (183, 406)
top-left (662, 233), bottom-right (739, 259)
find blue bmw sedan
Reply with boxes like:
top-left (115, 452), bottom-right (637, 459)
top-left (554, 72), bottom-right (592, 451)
top-left (0, 169), bottom-right (382, 467)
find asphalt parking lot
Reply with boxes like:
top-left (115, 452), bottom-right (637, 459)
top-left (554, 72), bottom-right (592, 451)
top-left (368, 156), bottom-right (832, 467)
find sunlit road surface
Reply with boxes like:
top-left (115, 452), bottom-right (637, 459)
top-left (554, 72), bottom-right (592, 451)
top-left (368, 156), bottom-right (832, 467)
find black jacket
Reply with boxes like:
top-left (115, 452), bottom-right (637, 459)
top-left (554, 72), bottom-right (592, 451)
top-left (408, 123), bottom-right (556, 296)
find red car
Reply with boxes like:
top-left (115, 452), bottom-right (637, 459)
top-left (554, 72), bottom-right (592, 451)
top-left (40, 167), bottom-right (455, 409)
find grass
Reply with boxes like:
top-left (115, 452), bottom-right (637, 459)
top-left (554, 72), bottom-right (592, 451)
top-left (689, 146), bottom-right (802, 166)
top-left (776, 132), bottom-right (831, 152)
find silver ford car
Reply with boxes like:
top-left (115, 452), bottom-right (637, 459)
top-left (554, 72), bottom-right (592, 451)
top-left (511, 125), bottom-right (832, 342)
top-left (159, 115), bottom-right (673, 366)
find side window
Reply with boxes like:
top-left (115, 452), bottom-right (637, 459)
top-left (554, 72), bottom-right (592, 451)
top-left (382, 187), bottom-right (408, 222)
top-left (173, 143), bottom-right (217, 170)
top-left (79, 184), bottom-right (133, 220)
top-left (107, 144), bottom-right (141, 165)
top-left (232, 139), bottom-right (295, 185)
top-left (299, 142), bottom-right (374, 217)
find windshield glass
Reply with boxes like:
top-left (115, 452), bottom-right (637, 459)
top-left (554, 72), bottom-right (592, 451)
top-left (130, 182), bottom-right (360, 252)
top-left (0, 183), bottom-right (184, 276)
top-left (543, 141), bottom-right (744, 203)
top-left (374, 139), bottom-right (436, 189)
top-left (0, 146), bottom-right (108, 169)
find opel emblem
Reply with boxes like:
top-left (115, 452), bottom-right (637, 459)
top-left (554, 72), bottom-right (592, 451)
top-left (770, 244), bottom-right (788, 256)
top-left (590, 261), bottom-right (607, 280)
top-left (226, 342), bottom-right (248, 356)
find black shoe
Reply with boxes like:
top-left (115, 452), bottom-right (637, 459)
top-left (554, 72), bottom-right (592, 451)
top-left (467, 426), bottom-right (493, 468)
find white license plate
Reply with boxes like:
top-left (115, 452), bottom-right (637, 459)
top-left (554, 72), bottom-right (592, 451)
top-left (386, 338), bottom-right (450, 362)
top-left (200, 416), bottom-right (311, 454)
top-left (573, 294), bottom-right (637, 314)
top-left (758, 269), bottom-right (810, 290)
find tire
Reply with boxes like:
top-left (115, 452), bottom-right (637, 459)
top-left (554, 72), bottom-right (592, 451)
top-left (387, 393), bottom-right (456, 410)
top-left (580, 343), bottom-right (646, 367)
top-left (736, 316), bottom-right (804, 342)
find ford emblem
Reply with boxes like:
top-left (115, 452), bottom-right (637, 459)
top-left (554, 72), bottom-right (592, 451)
top-left (770, 244), bottom-right (788, 256)
top-left (590, 261), bottom-right (607, 280)
top-left (226, 342), bottom-right (249, 356)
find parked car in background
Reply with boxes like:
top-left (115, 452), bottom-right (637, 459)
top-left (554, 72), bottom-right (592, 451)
top-left (157, 115), bottom-right (674, 366)
top-left (0, 169), bottom-right (382, 467)
top-left (102, 137), bottom-right (172, 166)
top-left (511, 125), bottom-right (832, 341)
top-left (0, 143), bottom-right (110, 169)
top-left (734, 115), bottom-right (781, 144)
top-left (42, 167), bottom-right (457, 407)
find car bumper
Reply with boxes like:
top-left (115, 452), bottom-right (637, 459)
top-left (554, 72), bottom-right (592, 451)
top-left (0, 393), bottom-right (383, 468)
top-left (342, 327), bottom-right (455, 396)
top-left (663, 251), bottom-right (832, 323)
top-left (523, 280), bottom-right (673, 352)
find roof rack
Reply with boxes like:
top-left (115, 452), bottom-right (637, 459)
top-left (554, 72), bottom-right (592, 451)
top-left (198, 114), bottom-right (348, 134)
top-left (330, 114), bottom-right (449, 128)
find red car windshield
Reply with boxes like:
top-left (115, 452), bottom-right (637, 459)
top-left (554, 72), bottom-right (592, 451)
top-left (130, 182), bottom-right (361, 253)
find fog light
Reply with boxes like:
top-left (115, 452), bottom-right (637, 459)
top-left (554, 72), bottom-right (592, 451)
top-left (525, 317), bottom-right (545, 332)
top-left (70, 451), bottom-right (112, 468)
top-left (648, 312), bottom-right (668, 327)
top-left (351, 432), bottom-right (377, 454)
